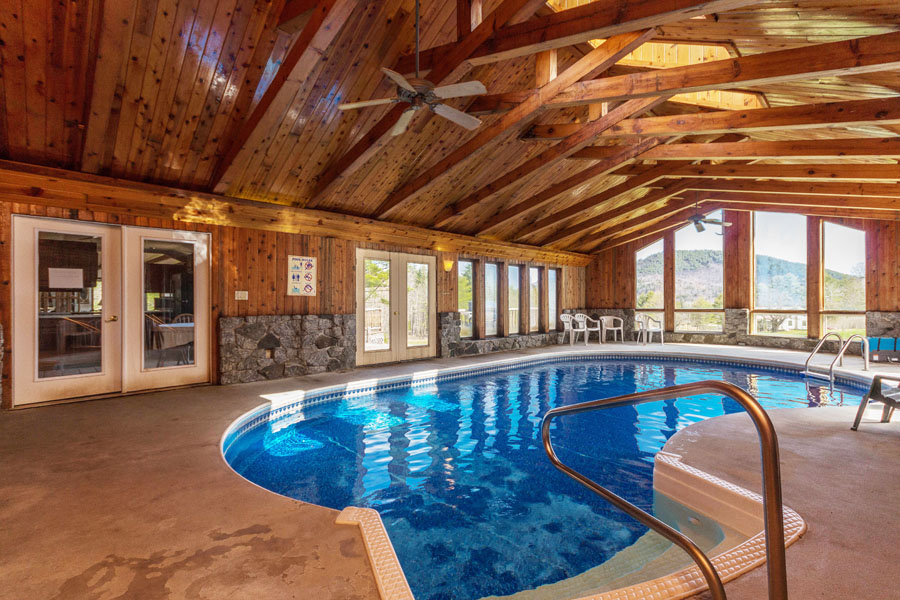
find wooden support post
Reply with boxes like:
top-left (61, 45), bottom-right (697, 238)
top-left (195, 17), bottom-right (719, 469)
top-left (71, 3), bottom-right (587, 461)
top-left (664, 231), bottom-right (675, 332)
top-left (807, 216), bottom-right (823, 339)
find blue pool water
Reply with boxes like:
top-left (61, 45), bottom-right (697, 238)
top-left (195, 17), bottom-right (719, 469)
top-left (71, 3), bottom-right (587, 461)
top-left (224, 358), bottom-right (863, 600)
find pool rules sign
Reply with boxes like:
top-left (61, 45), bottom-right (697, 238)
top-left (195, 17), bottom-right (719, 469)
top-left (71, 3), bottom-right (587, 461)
top-left (288, 255), bottom-right (317, 296)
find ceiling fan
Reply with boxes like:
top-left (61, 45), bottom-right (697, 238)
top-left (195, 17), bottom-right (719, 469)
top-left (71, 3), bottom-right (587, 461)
top-left (336, 0), bottom-right (487, 136)
top-left (688, 206), bottom-right (732, 233)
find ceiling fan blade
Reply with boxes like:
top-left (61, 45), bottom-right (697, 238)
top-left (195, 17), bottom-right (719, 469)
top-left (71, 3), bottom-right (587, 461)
top-left (391, 108), bottom-right (416, 136)
top-left (432, 80), bottom-right (487, 99)
top-left (381, 67), bottom-right (417, 94)
top-left (337, 98), bottom-right (397, 110)
top-left (432, 103), bottom-right (482, 130)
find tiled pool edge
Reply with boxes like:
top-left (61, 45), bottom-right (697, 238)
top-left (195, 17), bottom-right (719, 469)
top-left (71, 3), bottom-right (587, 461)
top-left (220, 348), bottom-right (872, 456)
top-left (563, 452), bottom-right (807, 600)
top-left (336, 507), bottom-right (415, 600)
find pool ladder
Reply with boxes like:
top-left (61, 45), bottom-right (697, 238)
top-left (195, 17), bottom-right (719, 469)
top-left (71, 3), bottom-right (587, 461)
top-left (541, 380), bottom-right (788, 600)
top-left (805, 333), bottom-right (869, 390)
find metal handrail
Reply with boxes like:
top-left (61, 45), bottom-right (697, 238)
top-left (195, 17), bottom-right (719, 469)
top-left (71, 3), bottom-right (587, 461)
top-left (541, 380), bottom-right (788, 600)
top-left (804, 332), bottom-right (844, 378)
top-left (829, 334), bottom-right (869, 390)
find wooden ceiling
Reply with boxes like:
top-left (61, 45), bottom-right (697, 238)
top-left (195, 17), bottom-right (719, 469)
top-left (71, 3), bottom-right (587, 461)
top-left (1, 0), bottom-right (898, 255)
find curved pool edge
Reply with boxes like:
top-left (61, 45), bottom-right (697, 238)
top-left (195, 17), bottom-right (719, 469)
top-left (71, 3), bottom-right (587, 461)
top-left (218, 347), bottom-right (858, 600)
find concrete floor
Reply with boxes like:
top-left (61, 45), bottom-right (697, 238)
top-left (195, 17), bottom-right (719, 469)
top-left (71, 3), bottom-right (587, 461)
top-left (669, 406), bottom-right (900, 600)
top-left (0, 342), bottom-right (897, 600)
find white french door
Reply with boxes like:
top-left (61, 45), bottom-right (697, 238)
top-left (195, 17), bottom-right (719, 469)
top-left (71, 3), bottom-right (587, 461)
top-left (356, 249), bottom-right (436, 366)
top-left (12, 217), bottom-right (210, 406)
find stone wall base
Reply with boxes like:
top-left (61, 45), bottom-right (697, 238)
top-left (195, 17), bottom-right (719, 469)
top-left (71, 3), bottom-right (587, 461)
top-left (866, 311), bottom-right (900, 337)
top-left (219, 314), bottom-right (355, 384)
top-left (439, 312), bottom-right (565, 358)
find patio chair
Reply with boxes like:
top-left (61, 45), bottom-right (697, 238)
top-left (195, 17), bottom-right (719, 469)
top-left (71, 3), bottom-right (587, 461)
top-left (575, 313), bottom-right (602, 344)
top-left (635, 314), bottom-right (664, 345)
top-left (851, 375), bottom-right (900, 431)
top-left (560, 314), bottom-right (584, 345)
top-left (599, 316), bottom-right (624, 342)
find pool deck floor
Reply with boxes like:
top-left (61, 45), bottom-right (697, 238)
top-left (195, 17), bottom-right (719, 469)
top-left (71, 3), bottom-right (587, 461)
top-left (1, 342), bottom-right (898, 600)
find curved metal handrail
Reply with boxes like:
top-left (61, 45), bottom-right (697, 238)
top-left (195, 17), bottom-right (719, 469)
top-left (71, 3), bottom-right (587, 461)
top-left (541, 380), bottom-right (788, 600)
top-left (805, 332), bottom-right (844, 376)
top-left (829, 334), bottom-right (869, 390)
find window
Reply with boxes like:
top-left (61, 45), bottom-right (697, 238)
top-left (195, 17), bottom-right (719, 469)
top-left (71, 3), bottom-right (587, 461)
top-left (458, 260), bottom-right (474, 338)
top-left (508, 265), bottom-right (520, 334)
top-left (635, 239), bottom-right (664, 324)
top-left (485, 263), bottom-right (499, 336)
top-left (674, 210), bottom-right (724, 332)
top-left (753, 212), bottom-right (807, 336)
top-left (529, 267), bottom-right (541, 332)
top-left (822, 222), bottom-right (866, 337)
top-left (548, 269), bottom-right (558, 330)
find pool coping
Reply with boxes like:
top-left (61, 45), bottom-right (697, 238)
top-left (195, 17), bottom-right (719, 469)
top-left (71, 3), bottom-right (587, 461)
top-left (218, 348), bottom-right (871, 600)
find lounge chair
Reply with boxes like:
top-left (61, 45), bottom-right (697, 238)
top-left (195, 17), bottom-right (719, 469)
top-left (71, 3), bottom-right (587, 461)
top-left (851, 375), bottom-right (900, 431)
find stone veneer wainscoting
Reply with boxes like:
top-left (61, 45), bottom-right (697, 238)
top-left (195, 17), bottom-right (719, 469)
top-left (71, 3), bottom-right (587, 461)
top-left (219, 315), bottom-right (355, 384)
top-left (438, 312), bottom-right (565, 358)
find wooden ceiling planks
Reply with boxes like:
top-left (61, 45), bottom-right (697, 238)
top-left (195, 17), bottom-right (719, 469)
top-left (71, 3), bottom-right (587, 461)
top-left (2, 0), bottom-right (900, 258)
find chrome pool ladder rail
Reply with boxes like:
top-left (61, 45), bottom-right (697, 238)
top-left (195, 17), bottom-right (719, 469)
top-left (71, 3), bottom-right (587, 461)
top-left (828, 335), bottom-right (869, 391)
top-left (541, 380), bottom-right (788, 600)
top-left (805, 332), bottom-right (844, 381)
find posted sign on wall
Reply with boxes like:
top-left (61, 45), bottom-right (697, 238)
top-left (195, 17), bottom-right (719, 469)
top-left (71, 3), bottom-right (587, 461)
top-left (288, 255), bottom-right (317, 296)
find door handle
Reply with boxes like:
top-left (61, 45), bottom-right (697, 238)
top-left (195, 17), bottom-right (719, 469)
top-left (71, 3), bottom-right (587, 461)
top-left (105, 315), bottom-right (119, 322)
top-left (393, 311), bottom-right (398, 315)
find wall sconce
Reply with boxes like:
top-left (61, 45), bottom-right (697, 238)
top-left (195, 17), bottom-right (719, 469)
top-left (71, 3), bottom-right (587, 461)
top-left (442, 259), bottom-right (455, 272)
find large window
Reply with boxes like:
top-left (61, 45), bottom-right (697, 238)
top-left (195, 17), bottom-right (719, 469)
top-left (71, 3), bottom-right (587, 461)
top-left (674, 210), bottom-right (724, 332)
top-left (753, 212), bottom-right (808, 336)
top-left (823, 222), bottom-right (866, 337)
top-left (548, 269), bottom-right (558, 330)
top-left (485, 263), bottom-right (499, 336)
top-left (529, 267), bottom-right (541, 332)
top-left (458, 260), bottom-right (474, 338)
top-left (635, 239), bottom-right (664, 324)
top-left (508, 265), bottom-right (520, 335)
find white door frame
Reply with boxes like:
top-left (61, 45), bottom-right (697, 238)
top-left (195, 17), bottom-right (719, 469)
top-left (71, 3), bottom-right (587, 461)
top-left (122, 227), bottom-right (210, 392)
top-left (12, 216), bottom-right (122, 406)
top-left (356, 249), bottom-right (436, 366)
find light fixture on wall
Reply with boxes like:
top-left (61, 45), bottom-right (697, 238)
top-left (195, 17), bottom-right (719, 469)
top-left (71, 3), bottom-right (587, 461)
top-left (443, 259), bottom-right (455, 272)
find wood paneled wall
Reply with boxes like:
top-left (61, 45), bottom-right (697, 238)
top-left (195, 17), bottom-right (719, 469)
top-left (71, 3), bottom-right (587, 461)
top-left (0, 200), bottom-right (585, 406)
top-left (585, 210), bottom-right (900, 316)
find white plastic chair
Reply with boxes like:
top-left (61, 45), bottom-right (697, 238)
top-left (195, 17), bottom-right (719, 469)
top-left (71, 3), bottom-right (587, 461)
top-left (600, 316), bottom-right (624, 342)
top-left (575, 313), bottom-right (602, 344)
top-left (635, 314), bottom-right (664, 345)
top-left (560, 314), bottom-right (584, 345)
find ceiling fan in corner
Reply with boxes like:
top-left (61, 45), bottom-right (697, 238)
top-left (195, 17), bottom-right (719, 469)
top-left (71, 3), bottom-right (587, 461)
top-left (337, 0), bottom-right (487, 136)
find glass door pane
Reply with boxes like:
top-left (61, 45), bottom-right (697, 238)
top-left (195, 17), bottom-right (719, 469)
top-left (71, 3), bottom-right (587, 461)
top-left (407, 262), bottom-right (430, 347)
top-left (37, 232), bottom-right (103, 378)
top-left (508, 266), bottom-right (520, 334)
top-left (485, 263), bottom-right (498, 336)
top-left (143, 240), bottom-right (195, 369)
top-left (364, 259), bottom-right (391, 351)
top-left (529, 267), bottom-right (540, 332)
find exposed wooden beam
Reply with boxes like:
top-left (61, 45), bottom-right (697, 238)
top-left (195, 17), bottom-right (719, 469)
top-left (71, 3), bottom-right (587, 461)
top-left (395, 0), bottom-right (756, 72)
top-left (574, 197), bottom-right (697, 247)
top-left (691, 190), bottom-right (900, 212)
top-left (278, 0), bottom-right (317, 32)
top-left (588, 204), bottom-right (719, 252)
top-left (647, 163), bottom-right (900, 183)
top-left (685, 179), bottom-right (900, 199)
top-left (535, 49), bottom-right (558, 86)
top-left (307, 0), bottom-right (539, 209)
top-left (476, 136), bottom-right (668, 235)
top-left (542, 178), bottom-right (699, 246)
top-left (571, 138), bottom-right (900, 161)
top-left (0, 160), bottom-right (591, 267)
top-left (374, 30), bottom-right (657, 219)
top-left (693, 201), bottom-right (900, 221)
top-left (547, 32), bottom-right (900, 108)
top-left (526, 97), bottom-right (900, 140)
top-left (520, 160), bottom-right (696, 241)
top-left (457, 0), bottom-right (483, 39)
top-left (210, 0), bottom-right (355, 193)
top-left (430, 96), bottom-right (668, 227)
